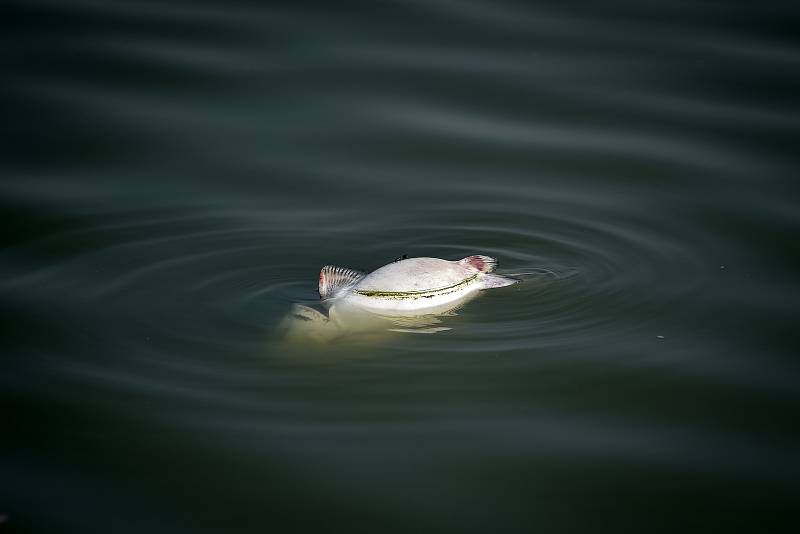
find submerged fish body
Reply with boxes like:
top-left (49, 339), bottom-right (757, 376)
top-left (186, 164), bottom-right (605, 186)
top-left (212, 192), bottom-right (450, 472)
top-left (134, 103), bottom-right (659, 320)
top-left (280, 255), bottom-right (517, 343)
top-left (319, 255), bottom-right (518, 314)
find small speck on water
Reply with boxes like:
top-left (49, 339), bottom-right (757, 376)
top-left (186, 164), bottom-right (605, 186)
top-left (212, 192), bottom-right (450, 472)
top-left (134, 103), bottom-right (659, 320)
top-left (720, 265), bottom-right (726, 269)
top-left (657, 335), bottom-right (665, 339)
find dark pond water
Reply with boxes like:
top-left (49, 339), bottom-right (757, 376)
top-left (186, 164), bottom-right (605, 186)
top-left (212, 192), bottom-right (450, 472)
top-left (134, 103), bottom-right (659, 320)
top-left (3, 1), bottom-right (800, 532)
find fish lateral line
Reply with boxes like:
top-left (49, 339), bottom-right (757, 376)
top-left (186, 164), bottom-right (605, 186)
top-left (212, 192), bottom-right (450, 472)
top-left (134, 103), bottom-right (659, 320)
top-left (354, 274), bottom-right (479, 299)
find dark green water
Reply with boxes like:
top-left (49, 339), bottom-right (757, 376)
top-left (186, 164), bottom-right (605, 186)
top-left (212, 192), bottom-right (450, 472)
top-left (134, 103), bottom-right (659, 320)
top-left (3, 1), bottom-right (800, 532)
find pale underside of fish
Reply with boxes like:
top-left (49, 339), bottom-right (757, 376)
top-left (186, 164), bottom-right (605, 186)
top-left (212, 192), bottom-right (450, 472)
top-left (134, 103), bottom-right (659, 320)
top-left (280, 255), bottom-right (518, 343)
top-left (319, 254), bottom-right (518, 313)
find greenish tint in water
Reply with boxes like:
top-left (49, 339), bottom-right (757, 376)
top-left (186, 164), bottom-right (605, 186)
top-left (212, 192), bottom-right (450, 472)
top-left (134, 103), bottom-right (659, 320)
top-left (2, 0), bottom-right (799, 533)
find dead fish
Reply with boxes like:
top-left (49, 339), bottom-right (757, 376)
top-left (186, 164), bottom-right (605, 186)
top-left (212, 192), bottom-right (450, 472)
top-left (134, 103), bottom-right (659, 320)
top-left (319, 255), bottom-right (518, 314)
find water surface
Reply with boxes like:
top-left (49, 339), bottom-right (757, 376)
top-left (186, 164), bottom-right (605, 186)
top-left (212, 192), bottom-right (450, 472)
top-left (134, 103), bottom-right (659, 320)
top-left (3, 1), bottom-right (799, 532)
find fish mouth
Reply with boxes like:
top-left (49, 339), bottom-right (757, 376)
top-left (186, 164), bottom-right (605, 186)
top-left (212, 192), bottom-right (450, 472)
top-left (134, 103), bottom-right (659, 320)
top-left (353, 274), bottom-right (479, 300)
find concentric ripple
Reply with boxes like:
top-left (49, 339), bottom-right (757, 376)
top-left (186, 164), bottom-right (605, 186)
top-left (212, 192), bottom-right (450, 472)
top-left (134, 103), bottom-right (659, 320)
top-left (2, 180), bottom-right (714, 359)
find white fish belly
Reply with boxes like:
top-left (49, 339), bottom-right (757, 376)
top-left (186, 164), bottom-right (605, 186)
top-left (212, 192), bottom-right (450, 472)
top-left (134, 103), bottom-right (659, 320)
top-left (356, 258), bottom-right (473, 293)
top-left (342, 282), bottom-right (483, 314)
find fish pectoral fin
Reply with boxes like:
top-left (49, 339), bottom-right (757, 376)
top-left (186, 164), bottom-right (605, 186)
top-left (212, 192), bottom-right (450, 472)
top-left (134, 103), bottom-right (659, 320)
top-left (460, 255), bottom-right (497, 273)
top-left (319, 265), bottom-right (366, 300)
top-left (283, 304), bottom-right (329, 324)
top-left (480, 273), bottom-right (519, 289)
